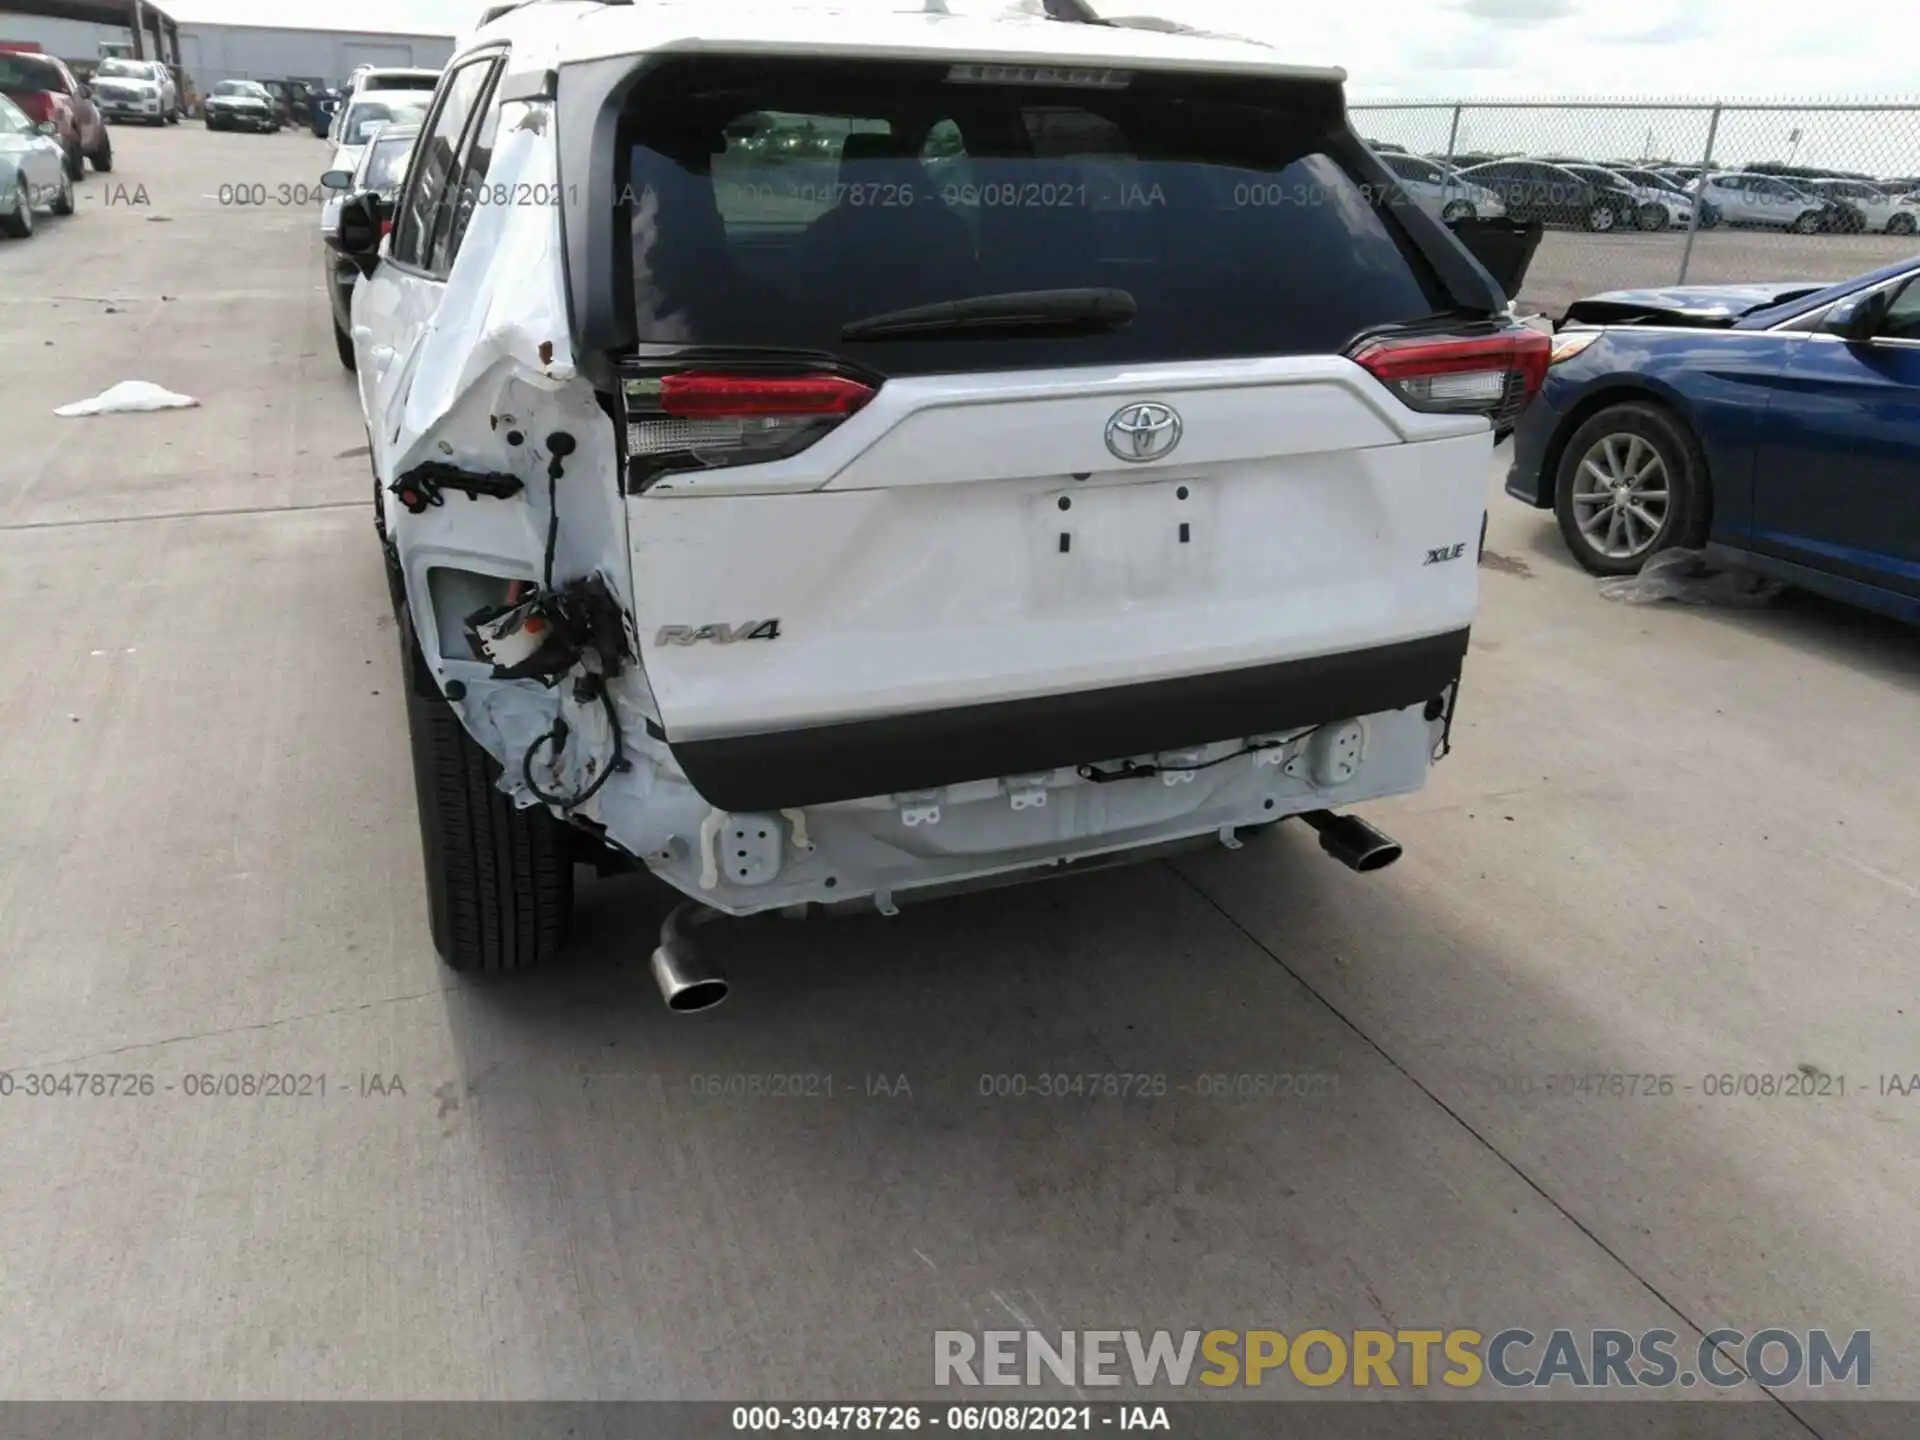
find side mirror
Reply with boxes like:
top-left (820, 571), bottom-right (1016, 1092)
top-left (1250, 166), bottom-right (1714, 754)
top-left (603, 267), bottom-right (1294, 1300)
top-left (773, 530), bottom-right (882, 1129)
top-left (320, 169), bottom-right (353, 191)
top-left (1825, 290), bottom-right (1888, 342)
top-left (325, 192), bottom-right (384, 276)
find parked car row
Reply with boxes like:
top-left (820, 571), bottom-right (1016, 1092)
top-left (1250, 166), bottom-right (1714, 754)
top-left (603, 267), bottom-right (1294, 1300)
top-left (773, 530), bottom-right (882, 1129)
top-left (1368, 145), bottom-right (1920, 236)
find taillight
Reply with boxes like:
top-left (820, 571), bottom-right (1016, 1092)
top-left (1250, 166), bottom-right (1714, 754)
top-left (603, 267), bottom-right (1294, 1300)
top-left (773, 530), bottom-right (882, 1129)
top-left (379, 217), bottom-right (392, 238)
top-left (620, 369), bottom-right (877, 488)
top-left (9, 91), bottom-right (52, 124)
top-left (1349, 328), bottom-right (1551, 428)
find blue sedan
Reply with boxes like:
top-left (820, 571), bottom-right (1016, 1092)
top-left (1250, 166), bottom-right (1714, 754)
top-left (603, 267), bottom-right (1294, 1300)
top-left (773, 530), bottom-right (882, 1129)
top-left (1506, 255), bottom-right (1920, 622)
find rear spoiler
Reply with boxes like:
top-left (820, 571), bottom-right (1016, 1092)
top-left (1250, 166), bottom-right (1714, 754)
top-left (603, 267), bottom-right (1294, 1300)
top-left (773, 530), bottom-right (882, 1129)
top-left (1444, 217), bottom-right (1544, 304)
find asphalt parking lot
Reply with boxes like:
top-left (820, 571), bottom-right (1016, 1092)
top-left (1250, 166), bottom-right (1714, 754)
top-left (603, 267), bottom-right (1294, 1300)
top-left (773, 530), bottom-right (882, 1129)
top-left (3, 125), bottom-right (1918, 1428)
top-left (1520, 225), bottom-right (1920, 316)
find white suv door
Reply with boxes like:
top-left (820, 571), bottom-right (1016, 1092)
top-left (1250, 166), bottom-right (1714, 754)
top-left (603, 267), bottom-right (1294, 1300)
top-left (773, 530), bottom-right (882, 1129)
top-left (352, 54), bottom-right (503, 472)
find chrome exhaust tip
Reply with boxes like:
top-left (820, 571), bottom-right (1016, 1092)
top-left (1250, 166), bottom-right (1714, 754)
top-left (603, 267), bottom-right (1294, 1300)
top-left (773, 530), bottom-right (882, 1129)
top-left (648, 903), bottom-right (730, 1013)
top-left (1299, 810), bottom-right (1404, 873)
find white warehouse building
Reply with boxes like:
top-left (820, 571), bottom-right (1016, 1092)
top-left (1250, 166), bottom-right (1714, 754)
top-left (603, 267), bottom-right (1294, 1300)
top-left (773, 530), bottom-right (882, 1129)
top-left (0, 5), bottom-right (451, 92)
top-left (174, 21), bottom-right (453, 93)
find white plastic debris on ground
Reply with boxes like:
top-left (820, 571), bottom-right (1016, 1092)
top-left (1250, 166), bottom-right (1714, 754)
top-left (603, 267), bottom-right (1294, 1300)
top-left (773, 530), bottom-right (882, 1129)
top-left (54, 381), bottom-right (199, 417)
top-left (1598, 548), bottom-right (1785, 608)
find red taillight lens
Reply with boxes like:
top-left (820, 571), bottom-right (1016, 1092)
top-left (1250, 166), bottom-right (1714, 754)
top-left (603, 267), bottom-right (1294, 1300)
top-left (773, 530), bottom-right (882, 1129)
top-left (379, 217), bottom-right (392, 237)
top-left (1349, 328), bottom-right (1551, 427)
top-left (621, 370), bottom-right (877, 487)
top-left (658, 372), bottom-right (874, 419)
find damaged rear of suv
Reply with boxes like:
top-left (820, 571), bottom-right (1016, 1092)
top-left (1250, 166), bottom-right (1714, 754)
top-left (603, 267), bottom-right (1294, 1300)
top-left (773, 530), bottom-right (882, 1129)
top-left (328, 0), bottom-right (1543, 994)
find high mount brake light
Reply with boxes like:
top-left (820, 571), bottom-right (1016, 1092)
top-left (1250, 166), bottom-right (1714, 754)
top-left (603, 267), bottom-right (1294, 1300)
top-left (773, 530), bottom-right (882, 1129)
top-left (621, 370), bottom-right (878, 487)
top-left (1348, 328), bottom-right (1551, 428)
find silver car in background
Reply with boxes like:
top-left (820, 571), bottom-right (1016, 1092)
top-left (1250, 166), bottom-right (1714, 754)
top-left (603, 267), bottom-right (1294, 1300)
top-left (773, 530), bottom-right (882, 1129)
top-left (1689, 171), bottom-right (1831, 232)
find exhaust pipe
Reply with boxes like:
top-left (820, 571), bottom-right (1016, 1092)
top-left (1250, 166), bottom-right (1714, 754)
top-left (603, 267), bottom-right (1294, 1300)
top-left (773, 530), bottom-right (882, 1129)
top-left (648, 902), bottom-right (730, 1014)
top-left (1299, 810), bottom-right (1403, 874)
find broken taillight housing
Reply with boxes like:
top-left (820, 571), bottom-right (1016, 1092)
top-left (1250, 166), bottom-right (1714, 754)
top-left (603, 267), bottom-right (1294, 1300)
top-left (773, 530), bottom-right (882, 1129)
top-left (618, 368), bottom-right (877, 490)
top-left (1348, 327), bottom-right (1551, 430)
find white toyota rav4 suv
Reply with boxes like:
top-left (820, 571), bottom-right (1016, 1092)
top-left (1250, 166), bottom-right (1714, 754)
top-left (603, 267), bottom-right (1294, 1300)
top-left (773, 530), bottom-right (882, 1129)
top-left (327, 0), bottom-right (1542, 1004)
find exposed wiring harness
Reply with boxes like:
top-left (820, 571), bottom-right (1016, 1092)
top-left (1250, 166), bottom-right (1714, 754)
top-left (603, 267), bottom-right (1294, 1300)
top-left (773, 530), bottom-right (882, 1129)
top-left (1076, 726), bottom-right (1322, 785)
top-left (521, 675), bottom-right (629, 812)
top-left (514, 431), bottom-right (632, 812)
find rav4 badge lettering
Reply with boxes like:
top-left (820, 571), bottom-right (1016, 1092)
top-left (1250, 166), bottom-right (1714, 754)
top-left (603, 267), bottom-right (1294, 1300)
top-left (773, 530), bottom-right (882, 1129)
top-left (656, 620), bottom-right (783, 646)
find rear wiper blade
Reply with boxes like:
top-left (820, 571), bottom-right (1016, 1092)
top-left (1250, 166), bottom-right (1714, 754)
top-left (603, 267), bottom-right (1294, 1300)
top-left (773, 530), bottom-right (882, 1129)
top-left (841, 288), bottom-right (1137, 342)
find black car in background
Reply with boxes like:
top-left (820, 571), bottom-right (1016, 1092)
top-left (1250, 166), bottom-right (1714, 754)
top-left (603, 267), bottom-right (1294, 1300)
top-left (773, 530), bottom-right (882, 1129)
top-left (203, 80), bottom-right (277, 133)
top-left (1456, 159), bottom-right (1640, 232)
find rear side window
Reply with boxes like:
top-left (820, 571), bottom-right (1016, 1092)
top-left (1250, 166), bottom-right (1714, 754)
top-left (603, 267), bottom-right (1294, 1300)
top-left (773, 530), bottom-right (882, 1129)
top-left (0, 56), bottom-right (59, 91)
top-left (620, 58), bottom-right (1445, 374)
top-left (433, 74), bottom-right (503, 272)
top-left (391, 58), bottom-right (495, 273)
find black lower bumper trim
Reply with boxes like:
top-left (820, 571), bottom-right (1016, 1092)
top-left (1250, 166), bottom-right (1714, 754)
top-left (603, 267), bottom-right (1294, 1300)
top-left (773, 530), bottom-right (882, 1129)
top-left (669, 629), bottom-right (1470, 814)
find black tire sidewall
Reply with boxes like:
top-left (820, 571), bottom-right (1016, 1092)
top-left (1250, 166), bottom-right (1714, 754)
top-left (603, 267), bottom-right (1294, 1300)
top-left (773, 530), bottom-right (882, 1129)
top-left (396, 604), bottom-right (574, 971)
top-left (1552, 403), bottom-right (1706, 577)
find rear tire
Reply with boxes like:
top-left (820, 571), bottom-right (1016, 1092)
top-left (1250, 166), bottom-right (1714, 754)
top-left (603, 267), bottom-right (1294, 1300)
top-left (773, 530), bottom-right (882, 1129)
top-left (1889, 213), bottom-right (1917, 236)
top-left (334, 317), bottom-right (356, 371)
top-left (1553, 402), bottom-right (1710, 577)
top-left (89, 134), bottom-right (111, 172)
top-left (50, 169), bottom-right (73, 216)
top-left (64, 143), bottom-right (84, 181)
top-left (400, 608), bottom-right (574, 972)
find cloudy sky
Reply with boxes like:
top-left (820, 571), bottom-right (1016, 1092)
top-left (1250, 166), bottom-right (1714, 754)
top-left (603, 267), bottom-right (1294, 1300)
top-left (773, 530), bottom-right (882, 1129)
top-left (158, 0), bottom-right (1917, 167)
top-left (157, 0), bottom-right (1915, 98)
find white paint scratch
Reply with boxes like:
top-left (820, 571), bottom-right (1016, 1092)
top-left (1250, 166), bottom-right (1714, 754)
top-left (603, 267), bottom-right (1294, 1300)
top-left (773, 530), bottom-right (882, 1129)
top-left (913, 1248), bottom-right (939, 1272)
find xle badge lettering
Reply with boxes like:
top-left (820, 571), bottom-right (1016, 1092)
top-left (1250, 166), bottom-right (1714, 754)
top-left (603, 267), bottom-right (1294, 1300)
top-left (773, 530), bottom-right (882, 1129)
top-left (656, 620), bottom-right (782, 646)
top-left (1424, 543), bottom-right (1469, 566)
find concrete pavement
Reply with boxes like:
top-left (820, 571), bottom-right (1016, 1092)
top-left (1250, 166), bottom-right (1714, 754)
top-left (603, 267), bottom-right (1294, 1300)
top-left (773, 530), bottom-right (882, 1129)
top-left (0, 125), bottom-right (1914, 1426)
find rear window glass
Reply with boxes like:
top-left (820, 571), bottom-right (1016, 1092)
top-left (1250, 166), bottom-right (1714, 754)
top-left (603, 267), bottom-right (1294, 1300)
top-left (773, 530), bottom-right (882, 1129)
top-left (365, 135), bottom-right (416, 194)
top-left (620, 58), bottom-right (1444, 373)
top-left (0, 55), bottom-right (60, 89)
top-left (344, 99), bottom-right (429, 146)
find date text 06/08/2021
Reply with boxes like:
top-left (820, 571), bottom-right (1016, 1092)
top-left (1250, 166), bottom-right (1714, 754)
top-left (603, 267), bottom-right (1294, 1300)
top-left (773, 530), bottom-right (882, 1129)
top-left (730, 1405), bottom-right (1167, 1432)
top-left (0, 1072), bottom-right (406, 1098)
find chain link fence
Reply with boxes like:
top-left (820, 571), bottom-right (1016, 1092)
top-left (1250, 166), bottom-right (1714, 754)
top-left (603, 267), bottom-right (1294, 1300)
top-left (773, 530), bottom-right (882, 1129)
top-left (1349, 100), bottom-right (1920, 317)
